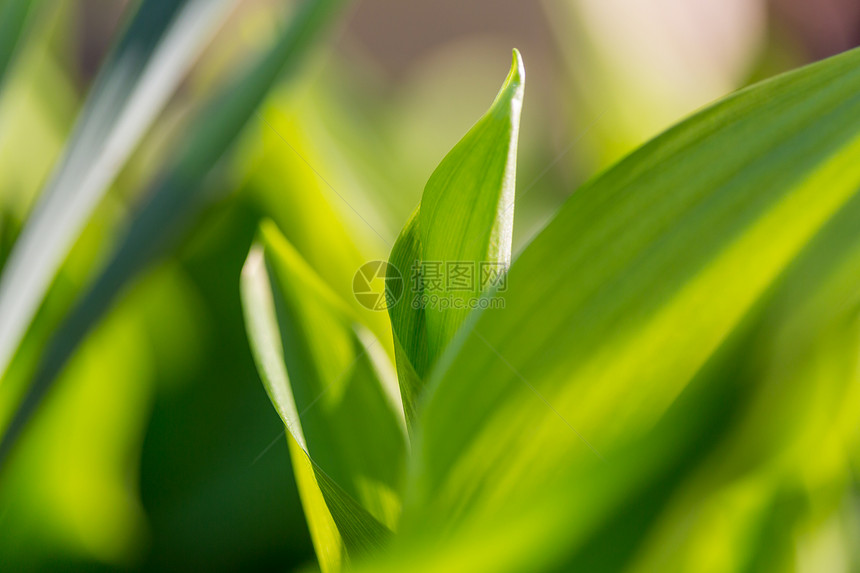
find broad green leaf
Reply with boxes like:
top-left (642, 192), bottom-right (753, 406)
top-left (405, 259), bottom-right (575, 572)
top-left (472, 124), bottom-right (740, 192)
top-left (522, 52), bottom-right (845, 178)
top-left (524, 191), bottom-right (860, 573)
top-left (387, 50), bottom-right (524, 422)
top-left (368, 214), bottom-right (860, 571)
top-left (388, 46), bottom-right (860, 569)
top-left (0, 0), bottom-right (348, 468)
top-left (241, 221), bottom-right (407, 572)
top-left (0, 0), bottom-right (237, 380)
top-left (624, 191), bottom-right (860, 573)
top-left (536, 186), bottom-right (860, 573)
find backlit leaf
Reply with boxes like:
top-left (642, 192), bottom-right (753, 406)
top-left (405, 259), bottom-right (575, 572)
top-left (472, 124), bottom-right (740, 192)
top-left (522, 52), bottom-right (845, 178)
top-left (367, 45), bottom-right (860, 572)
top-left (242, 221), bottom-right (407, 572)
top-left (387, 50), bottom-right (524, 423)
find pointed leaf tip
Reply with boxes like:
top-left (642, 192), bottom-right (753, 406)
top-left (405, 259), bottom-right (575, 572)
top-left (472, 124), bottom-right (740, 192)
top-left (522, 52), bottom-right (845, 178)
top-left (509, 48), bottom-right (525, 87)
top-left (387, 50), bottom-right (526, 418)
top-left (489, 49), bottom-right (524, 119)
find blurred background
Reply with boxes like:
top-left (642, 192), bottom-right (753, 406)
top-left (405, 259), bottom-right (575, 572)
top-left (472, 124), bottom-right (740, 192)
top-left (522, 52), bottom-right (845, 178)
top-left (0, 0), bottom-right (858, 570)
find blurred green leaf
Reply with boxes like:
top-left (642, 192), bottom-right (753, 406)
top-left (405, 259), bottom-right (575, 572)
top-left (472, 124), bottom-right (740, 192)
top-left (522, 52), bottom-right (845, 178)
top-left (242, 221), bottom-right (407, 572)
top-left (240, 102), bottom-right (394, 351)
top-left (375, 46), bottom-right (860, 571)
top-left (387, 50), bottom-right (524, 423)
top-left (0, 0), bottom-right (237, 379)
top-left (0, 0), bottom-right (42, 90)
top-left (0, 0), bottom-right (348, 469)
top-left (0, 273), bottom-right (159, 568)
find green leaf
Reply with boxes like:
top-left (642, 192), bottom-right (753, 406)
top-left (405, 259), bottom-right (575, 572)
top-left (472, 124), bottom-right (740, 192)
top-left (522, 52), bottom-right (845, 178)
top-left (545, 186), bottom-right (860, 573)
top-left (0, 0), bottom-right (349, 469)
top-left (626, 200), bottom-right (860, 571)
top-left (386, 46), bottom-right (860, 570)
top-left (418, 49), bottom-right (524, 359)
top-left (536, 188), bottom-right (860, 573)
top-left (387, 50), bottom-right (524, 422)
top-left (241, 221), bottom-right (407, 572)
top-left (0, 272), bottom-right (162, 567)
top-left (386, 209), bottom-right (427, 426)
top-left (0, 0), bottom-right (43, 90)
top-left (0, 0), bottom-right (237, 379)
top-left (244, 104), bottom-right (394, 354)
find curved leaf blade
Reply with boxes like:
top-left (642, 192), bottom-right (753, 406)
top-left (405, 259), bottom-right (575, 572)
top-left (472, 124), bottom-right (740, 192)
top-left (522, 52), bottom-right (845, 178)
top-left (418, 49), bottom-right (523, 362)
top-left (242, 221), bottom-right (407, 571)
top-left (387, 50), bottom-right (524, 421)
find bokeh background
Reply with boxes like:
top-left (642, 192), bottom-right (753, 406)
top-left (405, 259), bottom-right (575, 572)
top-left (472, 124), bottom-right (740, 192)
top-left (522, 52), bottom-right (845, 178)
top-left (0, 0), bottom-right (858, 570)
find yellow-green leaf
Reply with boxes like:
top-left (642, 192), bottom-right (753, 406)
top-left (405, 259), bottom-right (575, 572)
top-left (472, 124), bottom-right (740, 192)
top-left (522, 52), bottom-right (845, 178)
top-left (387, 50), bottom-right (524, 423)
top-left (373, 45), bottom-right (860, 572)
top-left (241, 221), bottom-right (407, 571)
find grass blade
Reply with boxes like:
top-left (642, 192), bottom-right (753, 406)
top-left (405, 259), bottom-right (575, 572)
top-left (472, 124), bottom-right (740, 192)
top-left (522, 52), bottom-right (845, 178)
top-left (0, 0), bottom-right (236, 379)
top-left (0, 0), bottom-right (349, 469)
